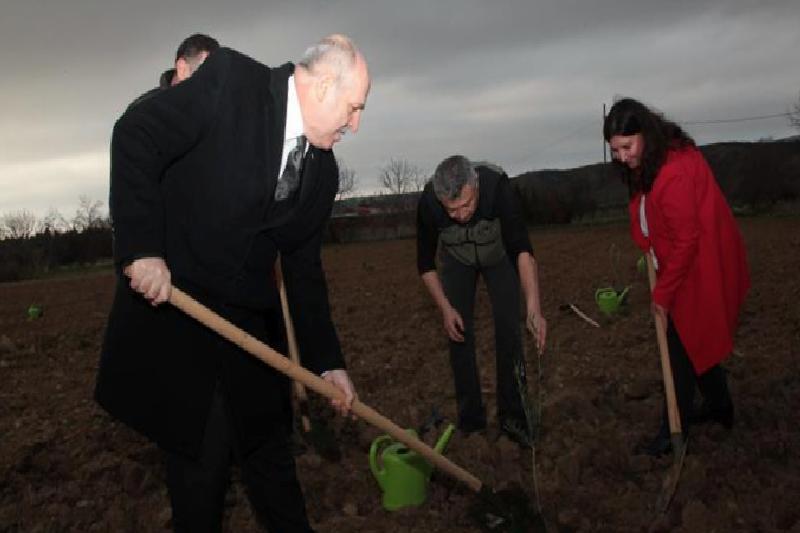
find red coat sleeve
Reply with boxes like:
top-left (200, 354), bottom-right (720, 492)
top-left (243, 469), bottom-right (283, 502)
top-left (651, 160), bottom-right (700, 311)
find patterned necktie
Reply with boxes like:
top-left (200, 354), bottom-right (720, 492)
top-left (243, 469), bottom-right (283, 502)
top-left (274, 135), bottom-right (307, 201)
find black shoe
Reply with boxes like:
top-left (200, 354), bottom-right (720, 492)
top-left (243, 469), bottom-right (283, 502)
top-left (499, 418), bottom-right (533, 448)
top-left (689, 403), bottom-right (734, 429)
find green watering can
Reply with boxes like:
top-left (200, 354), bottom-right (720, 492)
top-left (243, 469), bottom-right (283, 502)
top-left (595, 286), bottom-right (630, 315)
top-left (27, 304), bottom-right (43, 320)
top-left (369, 423), bottom-right (455, 510)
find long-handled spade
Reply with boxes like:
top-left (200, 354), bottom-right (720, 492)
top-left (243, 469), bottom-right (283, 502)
top-left (275, 260), bottom-right (341, 461)
top-left (645, 254), bottom-right (688, 514)
top-left (168, 286), bottom-right (539, 532)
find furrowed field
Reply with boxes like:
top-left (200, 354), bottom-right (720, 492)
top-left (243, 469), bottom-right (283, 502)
top-left (1, 217), bottom-right (798, 532)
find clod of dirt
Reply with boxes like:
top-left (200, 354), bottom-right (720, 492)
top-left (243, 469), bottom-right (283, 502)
top-left (0, 334), bottom-right (15, 354)
top-left (648, 512), bottom-right (672, 532)
top-left (156, 506), bottom-right (172, 529)
top-left (342, 502), bottom-right (358, 516)
top-left (557, 506), bottom-right (581, 529)
top-left (297, 453), bottom-right (322, 469)
top-left (495, 436), bottom-right (521, 461)
top-left (681, 499), bottom-right (712, 531)
top-left (122, 463), bottom-right (149, 496)
top-left (556, 453), bottom-right (580, 487)
top-left (623, 380), bottom-right (653, 400)
top-left (628, 454), bottom-right (651, 473)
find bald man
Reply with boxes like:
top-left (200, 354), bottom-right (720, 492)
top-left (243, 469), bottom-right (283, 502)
top-left (97, 34), bottom-right (370, 532)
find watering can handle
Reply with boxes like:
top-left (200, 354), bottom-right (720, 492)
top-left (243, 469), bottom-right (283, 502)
top-left (369, 435), bottom-right (393, 483)
top-left (595, 287), bottom-right (613, 303)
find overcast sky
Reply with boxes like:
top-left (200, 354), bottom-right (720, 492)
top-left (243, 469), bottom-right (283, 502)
top-left (2, 0), bottom-right (799, 218)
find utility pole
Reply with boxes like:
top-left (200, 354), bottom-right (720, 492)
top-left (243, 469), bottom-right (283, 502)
top-left (602, 103), bottom-right (607, 163)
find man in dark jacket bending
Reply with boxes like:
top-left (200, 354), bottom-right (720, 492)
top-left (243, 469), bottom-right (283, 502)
top-left (417, 155), bottom-right (547, 446)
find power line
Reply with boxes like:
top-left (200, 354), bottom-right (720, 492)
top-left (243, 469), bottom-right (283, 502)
top-left (514, 119), bottom-right (596, 170)
top-left (513, 107), bottom-right (793, 173)
top-left (683, 112), bottom-right (789, 125)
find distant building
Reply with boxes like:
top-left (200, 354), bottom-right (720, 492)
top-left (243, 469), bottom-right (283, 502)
top-left (332, 191), bottom-right (422, 218)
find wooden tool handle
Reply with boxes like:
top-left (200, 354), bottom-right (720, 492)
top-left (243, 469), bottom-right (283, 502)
top-left (168, 286), bottom-right (483, 492)
top-left (645, 254), bottom-right (682, 435)
top-left (275, 261), bottom-right (310, 403)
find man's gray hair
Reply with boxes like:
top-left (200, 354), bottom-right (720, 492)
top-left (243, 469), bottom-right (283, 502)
top-left (298, 34), bottom-right (360, 85)
top-left (433, 155), bottom-right (479, 201)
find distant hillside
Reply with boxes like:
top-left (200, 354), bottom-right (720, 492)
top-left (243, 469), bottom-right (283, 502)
top-left (702, 140), bottom-right (800, 209)
top-left (326, 139), bottom-right (799, 242)
top-left (511, 139), bottom-right (800, 224)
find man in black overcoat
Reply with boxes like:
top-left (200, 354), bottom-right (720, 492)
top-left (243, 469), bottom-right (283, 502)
top-left (95, 34), bottom-right (370, 532)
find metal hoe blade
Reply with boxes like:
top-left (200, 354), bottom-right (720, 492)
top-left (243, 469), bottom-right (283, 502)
top-left (655, 434), bottom-right (688, 514)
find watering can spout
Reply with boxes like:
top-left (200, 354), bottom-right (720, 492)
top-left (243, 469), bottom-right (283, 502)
top-left (619, 285), bottom-right (631, 302)
top-left (426, 423), bottom-right (455, 480)
top-left (433, 423), bottom-right (455, 455)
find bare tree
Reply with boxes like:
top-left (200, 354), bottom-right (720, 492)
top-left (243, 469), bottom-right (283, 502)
top-left (336, 159), bottom-right (358, 200)
top-left (412, 171), bottom-right (430, 192)
top-left (379, 158), bottom-right (425, 194)
top-left (1, 209), bottom-right (39, 239)
top-left (790, 90), bottom-right (800, 132)
top-left (72, 195), bottom-right (108, 232)
top-left (42, 207), bottom-right (69, 234)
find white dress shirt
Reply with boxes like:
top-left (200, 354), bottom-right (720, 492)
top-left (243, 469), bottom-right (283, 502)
top-left (278, 75), bottom-right (307, 180)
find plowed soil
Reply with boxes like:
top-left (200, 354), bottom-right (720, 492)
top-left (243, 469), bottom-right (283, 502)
top-left (1, 217), bottom-right (798, 532)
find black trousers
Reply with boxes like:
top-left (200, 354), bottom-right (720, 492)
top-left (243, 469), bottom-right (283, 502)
top-left (440, 252), bottom-right (527, 431)
top-left (658, 318), bottom-right (733, 436)
top-left (164, 385), bottom-right (313, 533)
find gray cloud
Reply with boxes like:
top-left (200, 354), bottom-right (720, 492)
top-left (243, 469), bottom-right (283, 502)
top-left (1, 0), bottom-right (799, 215)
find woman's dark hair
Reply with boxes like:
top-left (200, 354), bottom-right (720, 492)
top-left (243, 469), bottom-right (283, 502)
top-left (603, 97), bottom-right (695, 196)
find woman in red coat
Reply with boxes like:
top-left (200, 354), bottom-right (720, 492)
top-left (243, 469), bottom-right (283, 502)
top-left (604, 98), bottom-right (750, 456)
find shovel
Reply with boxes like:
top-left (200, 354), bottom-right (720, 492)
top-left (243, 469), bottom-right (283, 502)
top-left (167, 286), bottom-right (540, 532)
top-left (275, 259), bottom-right (341, 462)
top-left (645, 254), bottom-right (688, 514)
